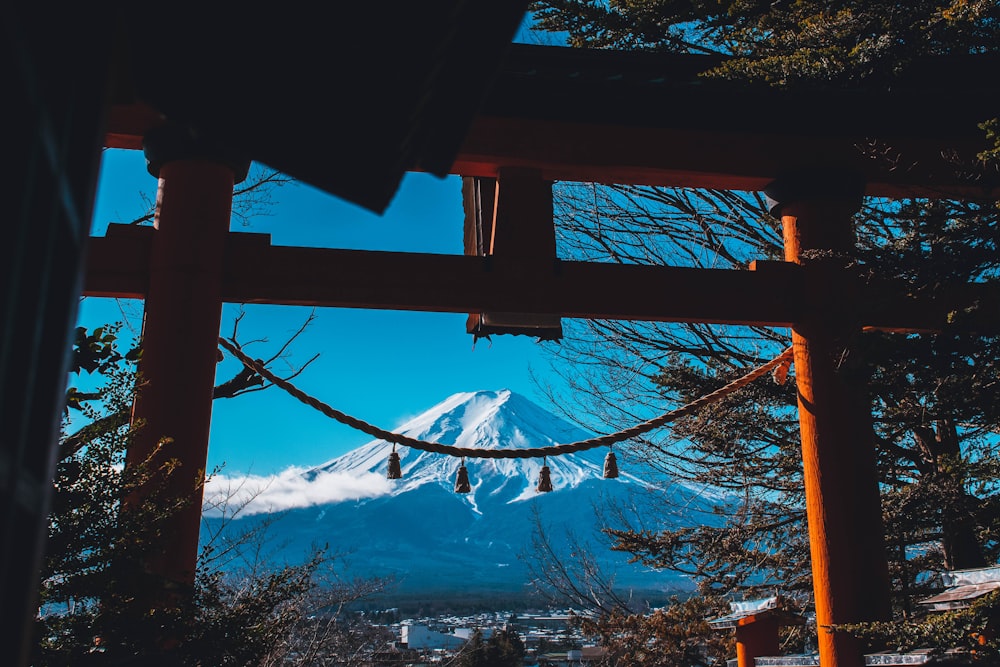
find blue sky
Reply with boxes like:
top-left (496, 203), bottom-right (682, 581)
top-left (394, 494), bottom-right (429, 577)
top-left (81, 149), bottom-right (568, 477)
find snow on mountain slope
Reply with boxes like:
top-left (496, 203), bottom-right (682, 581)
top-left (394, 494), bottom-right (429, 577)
top-left (312, 389), bottom-right (652, 502)
top-left (205, 390), bottom-right (729, 595)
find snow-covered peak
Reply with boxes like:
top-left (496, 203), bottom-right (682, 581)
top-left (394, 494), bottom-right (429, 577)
top-left (308, 389), bottom-right (642, 502)
top-left (392, 389), bottom-right (592, 452)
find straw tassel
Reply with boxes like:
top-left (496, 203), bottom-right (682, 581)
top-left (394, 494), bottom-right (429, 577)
top-left (386, 445), bottom-right (402, 480)
top-left (454, 458), bottom-right (471, 493)
top-left (603, 448), bottom-right (619, 479)
top-left (772, 356), bottom-right (792, 385)
top-left (536, 458), bottom-right (553, 493)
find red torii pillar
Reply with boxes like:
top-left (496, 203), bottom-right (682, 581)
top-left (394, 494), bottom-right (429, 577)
top-left (766, 171), bottom-right (891, 667)
top-left (735, 613), bottom-right (781, 667)
top-left (709, 604), bottom-right (804, 667)
top-left (123, 125), bottom-right (248, 597)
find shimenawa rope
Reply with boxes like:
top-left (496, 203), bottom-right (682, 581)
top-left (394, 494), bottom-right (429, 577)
top-left (217, 337), bottom-right (793, 460)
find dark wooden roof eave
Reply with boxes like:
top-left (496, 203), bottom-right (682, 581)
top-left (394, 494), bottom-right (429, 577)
top-left (104, 43), bottom-right (1000, 202)
top-left (452, 45), bottom-right (1000, 199)
top-left (105, 2), bottom-right (532, 213)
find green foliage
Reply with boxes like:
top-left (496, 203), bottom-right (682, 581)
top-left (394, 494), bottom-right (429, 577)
top-left (857, 197), bottom-right (1000, 578)
top-left (979, 118), bottom-right (1000, 194)
top-left (35, 325), bottom-right (387, 665)
top-left (530, 0), bottom-right (1000, 85)
top-left (457, 628), bottom-right (487, 667)
top-left (455, 627), bottom-right (526, 667)
top-left (41, 326), bottom-right (141, 628)
top-left (181, 553), bottom-right (323, 666)
top-left (578, 595), bottom-right (735, 667)
top-left (526, 3), bottom-right (1000, 653)
top-left (836, 591), bottom-right (1000, 661)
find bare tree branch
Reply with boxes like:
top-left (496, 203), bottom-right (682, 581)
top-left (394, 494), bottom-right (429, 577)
top-left (213, 309), bottom-right (319, 399)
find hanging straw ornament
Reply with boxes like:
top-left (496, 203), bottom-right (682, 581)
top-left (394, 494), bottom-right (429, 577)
top-left (454, 458), bottom-right (472, 493)
top-left (536, 458), bottom-right (554, 493)
top-left (386, 444), bottom-right (402, 480)
top-left (772, 356), bottom-right (792, 385)
top-left (603, 447), bottom-right (619, 479)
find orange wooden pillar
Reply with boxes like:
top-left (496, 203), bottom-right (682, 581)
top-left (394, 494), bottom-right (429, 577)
top-left (766, 172), bottom-right (891, 667)
top-left (709, 598), bottom-right (805, 667)
top-left (124, 125), bottom-right (248, 593)
top-left (735, 614), bottom-right (781, 667)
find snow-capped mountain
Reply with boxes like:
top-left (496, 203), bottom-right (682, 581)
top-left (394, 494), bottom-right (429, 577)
top-left (309, 389), bottom-right (654, 506)
top-left (205, 390), bottom-right (727, 597)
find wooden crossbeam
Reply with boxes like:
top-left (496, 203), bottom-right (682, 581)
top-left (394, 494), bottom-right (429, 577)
top-left (84, 225), bottom-right (985, 332)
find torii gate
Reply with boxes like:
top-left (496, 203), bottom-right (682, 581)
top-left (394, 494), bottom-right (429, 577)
top-left (86, 42), bottom-right (999, 667)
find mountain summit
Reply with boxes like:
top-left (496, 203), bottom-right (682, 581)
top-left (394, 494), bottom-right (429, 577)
top-left (312, 389), bottom-right (649, 505)
top-left (208, 390), bottom-right (718, 597)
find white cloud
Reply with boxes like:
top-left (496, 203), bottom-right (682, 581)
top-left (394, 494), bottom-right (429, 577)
top-left (202, 466), bottom-right (391, 517)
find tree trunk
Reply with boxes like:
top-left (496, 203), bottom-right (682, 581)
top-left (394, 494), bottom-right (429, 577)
top-left (933, 419), bottom-right (987, 571)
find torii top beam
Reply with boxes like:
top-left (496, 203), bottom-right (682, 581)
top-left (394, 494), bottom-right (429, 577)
top-left (107, 43), bottom-right (1000, 203)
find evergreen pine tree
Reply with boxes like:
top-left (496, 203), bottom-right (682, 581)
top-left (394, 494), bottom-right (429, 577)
top-left (524, 1), bottom-right (1000, 661)
top-left (36, 326), bottom-right (391, 665)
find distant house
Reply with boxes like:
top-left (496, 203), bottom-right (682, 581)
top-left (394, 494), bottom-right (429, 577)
top-left (400, 623), bottom-right (468, 650)
top-left (538, 646), bottom-right (607, 666)
top-left (917, 565), bottom-right (1000, 612)
top-left (452, 626), bottom-right (495, 641)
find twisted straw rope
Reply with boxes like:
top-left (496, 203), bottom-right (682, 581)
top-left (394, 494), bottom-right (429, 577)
top-left (218, 337), bottom-right (793, 460)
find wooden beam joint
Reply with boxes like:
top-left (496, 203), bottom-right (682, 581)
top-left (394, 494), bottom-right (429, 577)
top-left (465, 167), bottom-right (563, 339)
